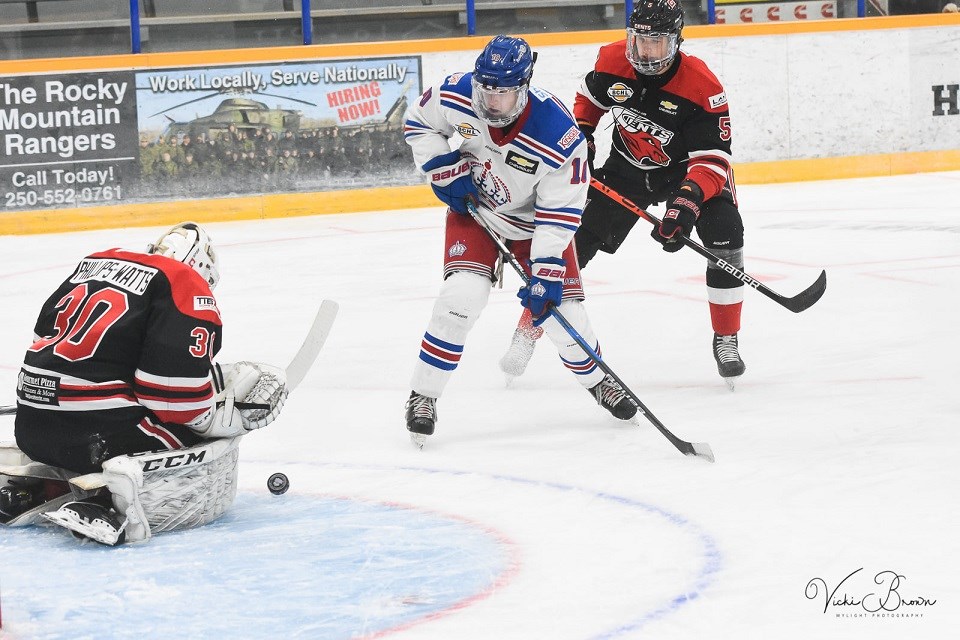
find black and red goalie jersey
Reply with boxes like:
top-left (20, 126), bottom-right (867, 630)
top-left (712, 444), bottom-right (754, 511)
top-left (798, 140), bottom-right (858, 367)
top-left (576, 44), bottom-right (735, 203)
top-left (15, 248), bottom-right (222, 456)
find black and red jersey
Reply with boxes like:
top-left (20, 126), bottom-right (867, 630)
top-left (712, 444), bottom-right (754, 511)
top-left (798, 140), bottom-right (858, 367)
top-left (576, 45), bottom-right (735, 202)
top-left (16, 248), bottom-right (222, 442)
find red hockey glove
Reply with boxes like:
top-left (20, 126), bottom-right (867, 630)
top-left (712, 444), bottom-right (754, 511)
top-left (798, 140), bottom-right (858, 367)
top-left (651, 180), bottom-right (703, 253)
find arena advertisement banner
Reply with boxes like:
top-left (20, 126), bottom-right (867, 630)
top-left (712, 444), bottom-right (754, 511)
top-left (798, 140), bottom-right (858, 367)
top-left (714, 1), bottom-right (837, 23)
top-left (132, 56), bottom-right (422, 201)
top-left (0, 71), bottom-right (138, 212)
top-left (1, 56), bottom-right (421, 213)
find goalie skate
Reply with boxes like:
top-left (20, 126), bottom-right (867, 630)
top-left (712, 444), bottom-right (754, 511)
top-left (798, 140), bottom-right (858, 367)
top-left (42, 500), bottom-right (126, 546)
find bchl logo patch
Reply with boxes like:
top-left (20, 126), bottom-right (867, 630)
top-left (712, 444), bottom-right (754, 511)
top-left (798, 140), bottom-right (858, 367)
top-left (455, 123), bottom-right (481, 138)
top-left (709, 92), bottom-right (728, 110)
top-left (447, 72), bottom-right (465, 85)
top-left (607, 82), bottom-right (634, 103)
top-left (448, 241), bottom-right (467, 258)
top-left (558, 125), bottom-right (581, 150)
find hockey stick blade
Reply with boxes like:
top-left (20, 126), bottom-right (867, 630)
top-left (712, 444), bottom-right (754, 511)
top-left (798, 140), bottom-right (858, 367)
top-left (590, 177), bottom-right (827, 314)
top-left (778, 269), bottom-right (827, 313)
top-left (285, 300), bottom-right (339, 392)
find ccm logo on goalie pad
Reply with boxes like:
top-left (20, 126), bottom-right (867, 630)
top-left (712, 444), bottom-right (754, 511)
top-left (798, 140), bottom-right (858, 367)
top-left (131, 449), bottom-right (207, 472)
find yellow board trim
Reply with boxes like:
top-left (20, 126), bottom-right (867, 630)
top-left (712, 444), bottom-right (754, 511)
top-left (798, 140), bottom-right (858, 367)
top-left (1, 150), bottom-right (955, 236)
top-left (2, 16), bottom-right (959, 234)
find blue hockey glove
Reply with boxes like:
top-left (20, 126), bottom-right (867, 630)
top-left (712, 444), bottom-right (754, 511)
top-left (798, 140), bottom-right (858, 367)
top-left (517, 257), bottom-right (565, 326)
top-left (651, 180), bottom-right (703, 253)
top-left (422, 150), bottom-right (479, 214)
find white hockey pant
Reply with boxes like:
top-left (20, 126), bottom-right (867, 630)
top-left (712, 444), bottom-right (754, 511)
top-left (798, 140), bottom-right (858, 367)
top-left (411, 272), bottom-right (491, 399)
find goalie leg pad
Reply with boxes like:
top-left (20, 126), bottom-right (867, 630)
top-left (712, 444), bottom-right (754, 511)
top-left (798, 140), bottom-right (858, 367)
top-left (93, 437), bottom-right (241, 542)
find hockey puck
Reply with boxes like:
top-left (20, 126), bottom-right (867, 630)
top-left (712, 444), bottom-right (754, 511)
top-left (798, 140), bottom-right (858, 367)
top-left (267, 472), bottom-right (289, 495)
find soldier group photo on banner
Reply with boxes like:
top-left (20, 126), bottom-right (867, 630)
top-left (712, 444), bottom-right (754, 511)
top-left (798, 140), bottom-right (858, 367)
top-left (130, 57), bottom-right (421, 200)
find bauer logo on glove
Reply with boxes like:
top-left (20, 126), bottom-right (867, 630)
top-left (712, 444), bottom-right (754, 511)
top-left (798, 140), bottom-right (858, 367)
top-left (422, 150), bottom-right (480, 215)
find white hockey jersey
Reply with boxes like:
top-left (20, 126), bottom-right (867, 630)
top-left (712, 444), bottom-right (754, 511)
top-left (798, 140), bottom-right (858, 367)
top-left (404, 72), bottom-right (590, 262)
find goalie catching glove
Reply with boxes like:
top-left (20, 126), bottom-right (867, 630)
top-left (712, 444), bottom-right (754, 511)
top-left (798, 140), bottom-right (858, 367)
top-left (195, 361), bottom-right (288, 438)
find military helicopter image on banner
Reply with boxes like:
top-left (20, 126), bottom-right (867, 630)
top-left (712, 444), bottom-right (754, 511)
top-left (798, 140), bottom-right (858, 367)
top-left (132, 57), bottom-right (422, 200)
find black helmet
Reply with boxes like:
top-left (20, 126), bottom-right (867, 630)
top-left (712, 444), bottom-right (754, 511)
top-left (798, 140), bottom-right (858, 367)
top-left (626, 0), bottom-right (684, 75)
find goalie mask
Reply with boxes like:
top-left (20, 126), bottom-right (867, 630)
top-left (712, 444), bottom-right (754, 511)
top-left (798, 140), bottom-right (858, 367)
top-left (626, 0), bottom-right (684, 76)
top-left (148, 221), bottom-right (220, 290)
top-left (472, 35), bottom-right (536, 127)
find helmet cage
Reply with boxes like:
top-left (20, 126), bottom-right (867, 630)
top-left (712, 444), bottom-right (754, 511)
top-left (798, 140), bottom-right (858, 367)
top-left (626, 29), bottom-right (679, 75)
top-left (148, 222), bottom-right (220, 290)
top-left (471, 77), bottom-right (529, 127)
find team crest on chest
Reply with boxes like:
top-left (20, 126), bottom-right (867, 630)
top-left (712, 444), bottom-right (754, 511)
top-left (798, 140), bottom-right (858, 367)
top-left (611, 107), bottom-right (675, 168)
top-left (448, 241), bottom-right (467, 258)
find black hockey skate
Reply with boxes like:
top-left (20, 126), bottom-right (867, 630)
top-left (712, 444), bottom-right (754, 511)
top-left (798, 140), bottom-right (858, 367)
top-left (41, 500), bottom-right (126, 546)
top-left (0, 478), bottom-right (44, 524)
top-left (405, 391), bottom-right (437, 449)
top-left (713, 333), bottom-right (746, 390)
top-left (588, 375), bottom-right (638, 421)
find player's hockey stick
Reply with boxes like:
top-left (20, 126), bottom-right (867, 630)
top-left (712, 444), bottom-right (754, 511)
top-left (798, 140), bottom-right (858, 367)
top-left (284, 299), bottom-right (339, 392)
top-left (466, 201), bottom-right (714, 463)
top-left (0, 406), bottom-right (15, 416)
top-left (590, 177), bottom-right (827, 313)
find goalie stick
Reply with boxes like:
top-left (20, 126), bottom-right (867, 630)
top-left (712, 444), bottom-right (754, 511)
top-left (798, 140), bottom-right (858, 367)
top-left (590, 177), bottom-right (827, 314)
top-left (0, 299), bottom-right (340, 419)
top-left (284, 299), bottom-right (339, 392)
top-left (466, 201), bottom-right (714, 463)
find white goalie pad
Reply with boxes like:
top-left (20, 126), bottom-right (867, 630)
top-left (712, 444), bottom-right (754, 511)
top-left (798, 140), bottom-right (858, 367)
top-left (69, 437), bottom-right (241, 543)
top-left (199, 361), bottom-right (288, 439)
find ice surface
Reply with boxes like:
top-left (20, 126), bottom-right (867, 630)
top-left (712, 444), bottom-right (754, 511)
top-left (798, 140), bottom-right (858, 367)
top-left (1, 171), bottom-right (958, 639)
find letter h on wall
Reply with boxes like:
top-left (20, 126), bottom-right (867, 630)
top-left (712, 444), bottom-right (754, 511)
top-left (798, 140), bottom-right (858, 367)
top-left (932, 85), bottom-right (959, 116)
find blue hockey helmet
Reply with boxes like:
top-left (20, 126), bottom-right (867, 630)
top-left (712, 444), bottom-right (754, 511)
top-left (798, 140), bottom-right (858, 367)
top-left (626, 0), bottom-right (684, 76)
top-left (472, 35), bottom-right (536, 127)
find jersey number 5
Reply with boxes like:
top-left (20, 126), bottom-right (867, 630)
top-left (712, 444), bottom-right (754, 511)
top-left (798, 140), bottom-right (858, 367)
top-left (28, 283), bottom-right (129, 362)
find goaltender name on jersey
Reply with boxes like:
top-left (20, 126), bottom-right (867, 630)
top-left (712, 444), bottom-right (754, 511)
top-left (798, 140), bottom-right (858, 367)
top-left (71, 257), bottom-right (159, 295)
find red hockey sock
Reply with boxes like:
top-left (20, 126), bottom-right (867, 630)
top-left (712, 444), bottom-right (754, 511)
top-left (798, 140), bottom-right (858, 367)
top-left (709, 301), bottom-right (742, 336)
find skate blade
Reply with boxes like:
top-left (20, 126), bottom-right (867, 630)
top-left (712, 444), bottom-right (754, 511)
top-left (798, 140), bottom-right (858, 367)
top-left (409, 433), bottom-right (427, 449)
top-left (722, 375), bottom-right (741, 391)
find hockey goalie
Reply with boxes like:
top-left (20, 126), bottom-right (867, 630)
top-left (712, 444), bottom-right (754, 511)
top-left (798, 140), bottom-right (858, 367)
top-left (0, 222), bottom-right (287, 545)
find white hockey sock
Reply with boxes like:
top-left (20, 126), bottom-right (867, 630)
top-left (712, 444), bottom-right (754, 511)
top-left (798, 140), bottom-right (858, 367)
top-left (539, 300), bottom-right (605, 389)
top-left (411, 272), bottom-right (491, 398)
